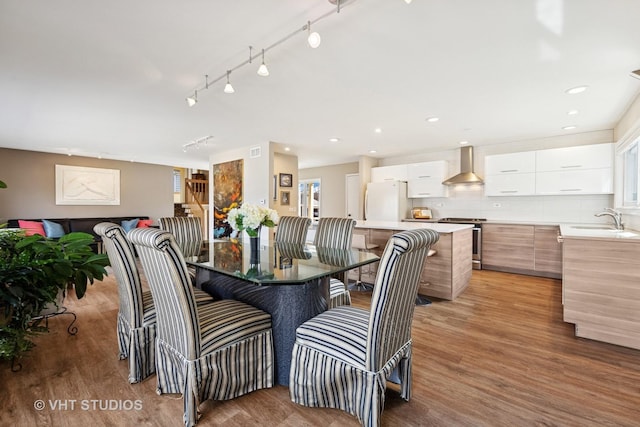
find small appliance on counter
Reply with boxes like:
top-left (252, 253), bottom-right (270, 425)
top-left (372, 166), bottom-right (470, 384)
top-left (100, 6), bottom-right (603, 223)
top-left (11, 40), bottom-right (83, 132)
top-left (411, 207), bottom-right (432, 219)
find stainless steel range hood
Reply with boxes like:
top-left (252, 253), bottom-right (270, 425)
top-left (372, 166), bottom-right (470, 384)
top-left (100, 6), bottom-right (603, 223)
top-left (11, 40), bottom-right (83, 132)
top-left (442, 145), bottom-right (484, 185)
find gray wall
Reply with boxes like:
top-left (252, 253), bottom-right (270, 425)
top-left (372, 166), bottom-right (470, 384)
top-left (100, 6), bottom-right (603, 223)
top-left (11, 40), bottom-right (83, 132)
top-left (299, 162), bottom-right (358, 218)
top-left (0, 148), bottom-right (174, 224)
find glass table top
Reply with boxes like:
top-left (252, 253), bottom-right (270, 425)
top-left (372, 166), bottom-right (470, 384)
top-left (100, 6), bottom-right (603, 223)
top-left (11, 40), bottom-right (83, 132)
top-left (186, 239), bottom-right (380, 285)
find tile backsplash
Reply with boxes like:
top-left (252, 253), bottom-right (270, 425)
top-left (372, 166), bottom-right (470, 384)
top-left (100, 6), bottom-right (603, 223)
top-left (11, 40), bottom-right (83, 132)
top-left (411, 185), bottom-right (614, 224)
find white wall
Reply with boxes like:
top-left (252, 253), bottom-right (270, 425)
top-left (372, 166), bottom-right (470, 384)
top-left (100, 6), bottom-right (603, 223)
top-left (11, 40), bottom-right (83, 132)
top-left (209, 142), bottom-right (271, 240)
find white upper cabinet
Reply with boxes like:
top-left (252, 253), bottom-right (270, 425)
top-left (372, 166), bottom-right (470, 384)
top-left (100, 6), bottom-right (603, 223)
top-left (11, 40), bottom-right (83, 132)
top-left (485, 151), bottom-right (536, 175)
top-left (535, 143), bottom-right (614, 195)
top-left (535, 168), bottom-right (614, 195)
top-left (484, 151), bottom-right (536, 196)
top-left (535, 143), bottom-right (613, 172)
top-left (485, 173), bottom-right (536, 196)
top-left (485, 143), bottom-right (614, 196)
top-left (406, 160), bottom-right (448, 198)
top-left (371, 164), bottom-right (408, 182)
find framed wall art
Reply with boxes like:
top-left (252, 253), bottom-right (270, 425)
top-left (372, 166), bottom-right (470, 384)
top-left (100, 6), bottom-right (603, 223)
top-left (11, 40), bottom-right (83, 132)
top-left (213, 158), bottom-right (243, 238)
top-left (55, 165), bottom-right (120, 205)
top-left (281, 191), bottom-right (290, 206)
top-left (279, 173), bottom-right (292, 187)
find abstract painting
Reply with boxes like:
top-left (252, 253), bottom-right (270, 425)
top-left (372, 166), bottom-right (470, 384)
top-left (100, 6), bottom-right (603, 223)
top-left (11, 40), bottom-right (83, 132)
top-left (213, 159), bottom-right (243, 238)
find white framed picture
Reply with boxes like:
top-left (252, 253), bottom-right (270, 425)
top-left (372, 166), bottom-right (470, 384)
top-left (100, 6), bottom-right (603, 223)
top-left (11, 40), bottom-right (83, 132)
top-left (55, 165), bottom-right (120, 205)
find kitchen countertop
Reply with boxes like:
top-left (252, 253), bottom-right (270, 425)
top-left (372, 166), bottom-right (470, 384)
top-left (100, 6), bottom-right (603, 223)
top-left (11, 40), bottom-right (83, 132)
top-left (356, 220), bottom-right (473, 233)
top-left (559, 224), bottom-right (640, 241)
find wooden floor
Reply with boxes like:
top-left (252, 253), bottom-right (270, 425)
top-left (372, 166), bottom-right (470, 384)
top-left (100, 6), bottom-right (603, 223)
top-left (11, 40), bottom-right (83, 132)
top-left (2, 269), bottom-right (640, 426)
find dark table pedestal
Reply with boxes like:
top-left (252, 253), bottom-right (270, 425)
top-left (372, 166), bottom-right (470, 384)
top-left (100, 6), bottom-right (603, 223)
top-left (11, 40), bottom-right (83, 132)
top-left (196, 269), bottom-right (328, 386)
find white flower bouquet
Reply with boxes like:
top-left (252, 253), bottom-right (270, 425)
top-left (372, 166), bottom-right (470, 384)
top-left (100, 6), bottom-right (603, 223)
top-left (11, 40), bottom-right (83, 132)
top-left (226, 204), bottom-right (279, 237)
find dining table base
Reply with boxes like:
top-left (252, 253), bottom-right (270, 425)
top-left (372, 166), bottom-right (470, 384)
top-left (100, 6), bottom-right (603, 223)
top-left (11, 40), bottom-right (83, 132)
top-left (196, 269), bottom-right (330, 386)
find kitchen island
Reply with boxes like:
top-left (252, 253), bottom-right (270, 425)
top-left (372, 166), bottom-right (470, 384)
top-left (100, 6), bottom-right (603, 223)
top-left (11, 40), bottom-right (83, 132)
top-left (559, 224), bottom-right (640, 350)
top-left (353, 220), bottom-right (473, 300)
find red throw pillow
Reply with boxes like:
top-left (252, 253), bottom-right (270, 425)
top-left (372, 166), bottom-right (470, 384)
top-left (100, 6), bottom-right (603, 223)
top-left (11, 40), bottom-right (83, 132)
top-left (18, 220), bottom-right (45, 236)
top-left (137, 219), bottom-right (153, 228)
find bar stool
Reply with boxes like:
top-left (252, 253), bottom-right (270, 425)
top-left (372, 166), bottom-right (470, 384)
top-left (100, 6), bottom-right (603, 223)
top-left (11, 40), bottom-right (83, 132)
top-left (415, 248), bottom-right (437, 305)
top-left (348, 233), bottom-right (379, 292)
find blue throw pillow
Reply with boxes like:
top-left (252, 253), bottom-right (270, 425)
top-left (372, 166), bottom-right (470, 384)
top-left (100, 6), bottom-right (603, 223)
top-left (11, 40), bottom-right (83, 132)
top-left (121, 218), bottom-right (139, 232)
top-left (42, 219), bottom-right (66, 238)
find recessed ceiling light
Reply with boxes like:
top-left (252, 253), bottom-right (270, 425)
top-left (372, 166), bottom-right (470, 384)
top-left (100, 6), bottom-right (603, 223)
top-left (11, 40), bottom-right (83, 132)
top-left (567, 110), bottom-right (579, 115)
top-left (328, 137), bottom-right (340, 143)
top-left (562, 125), bottom-right (577, 130)
top-left (565, 86), bottom-right (588, 94)
top-left (284, 147), bottom-right (290, 151)
top-left (459, 140), bottom-right (469, 145)
top-left (369, 150), bottom-right (377, 154)
top-left (374, 128), bottom-right (382, 134)
top-left (426, 117), bottom-right (439, 123)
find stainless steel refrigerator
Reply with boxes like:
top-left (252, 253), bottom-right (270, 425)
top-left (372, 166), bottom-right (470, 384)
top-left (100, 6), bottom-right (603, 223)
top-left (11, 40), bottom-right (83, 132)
top-left (365, 181), bottom-right (408, 221)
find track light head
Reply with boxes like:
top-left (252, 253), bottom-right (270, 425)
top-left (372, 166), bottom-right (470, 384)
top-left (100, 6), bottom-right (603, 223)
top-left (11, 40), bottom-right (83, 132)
top-left (257, 49), bottom-right (269, 76)
top-left (224, 70), bottom-right (235, 93)
top-left (257, 63), bottom-right (269, 77)
top-left (631, 69), bottom-right (640, 80)
top-left (186, 90), bottom-right (197, 107)
top-left (307, 21), bottom-right (321, 48)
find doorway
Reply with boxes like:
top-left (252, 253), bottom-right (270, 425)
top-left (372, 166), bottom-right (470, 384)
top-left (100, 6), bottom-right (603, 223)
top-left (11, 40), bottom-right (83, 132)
top-left (299, 179), bottom-right (320, 222)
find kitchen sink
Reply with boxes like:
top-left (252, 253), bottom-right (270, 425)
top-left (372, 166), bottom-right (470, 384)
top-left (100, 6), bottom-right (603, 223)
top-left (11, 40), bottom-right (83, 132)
top-left (570, 225), bottom-right (617, 230)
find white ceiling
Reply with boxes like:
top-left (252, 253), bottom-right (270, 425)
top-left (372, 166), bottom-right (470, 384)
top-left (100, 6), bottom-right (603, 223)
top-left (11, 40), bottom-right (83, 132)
top-left (1, 0), bottom-right (639, 170)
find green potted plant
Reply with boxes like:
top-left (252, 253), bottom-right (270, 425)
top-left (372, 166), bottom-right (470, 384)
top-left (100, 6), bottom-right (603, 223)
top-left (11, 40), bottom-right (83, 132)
top-left (0, 229), bottom-right (110, 363)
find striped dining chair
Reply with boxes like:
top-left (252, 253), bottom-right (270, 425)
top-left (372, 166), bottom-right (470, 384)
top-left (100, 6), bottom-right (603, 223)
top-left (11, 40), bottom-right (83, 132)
top-left (274, 216), bottom-right (312, 245)
top-left (313, 217), bottom-right (357, 308)
top-left (94, 222), bottom-right (214, 384)
top-left (158, 217), bottom-right (203, 258)
top-left (289, 228), bottom-right (440, 427)
top-left (159, 217), bottom-right (204, 284)
top-left (127, 228), bottom-right (274, 427)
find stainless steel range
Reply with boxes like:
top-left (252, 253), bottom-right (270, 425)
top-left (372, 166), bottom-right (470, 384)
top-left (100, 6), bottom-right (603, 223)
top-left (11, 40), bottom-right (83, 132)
top-left (437, 217), bottom-right (486, 270)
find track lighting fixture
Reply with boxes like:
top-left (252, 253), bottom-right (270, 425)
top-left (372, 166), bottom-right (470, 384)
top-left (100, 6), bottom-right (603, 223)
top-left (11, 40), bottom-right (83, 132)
top-left (631, 69), bottom-right (640, 80)
top-left (257, 49), bottom-right (269, 77)
top-left (184, 0), bottom-right (354, 104)
top-left (183, 135), bottom-right (213, 152)
top-left (224, 70), bottom-right (234, 93)
top-left (307, 21), bottom-right (321, 48)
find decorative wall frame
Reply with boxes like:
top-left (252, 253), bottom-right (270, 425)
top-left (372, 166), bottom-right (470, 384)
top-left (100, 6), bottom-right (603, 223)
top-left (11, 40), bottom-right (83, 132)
top-left (273, 175), bottom-right (278, 201)
top-left (281, 191), bottom-right (290, 206)
top-left (55, 165), bottom-right (120, 205)
top-left (279, 173), bottom-right (292, 187)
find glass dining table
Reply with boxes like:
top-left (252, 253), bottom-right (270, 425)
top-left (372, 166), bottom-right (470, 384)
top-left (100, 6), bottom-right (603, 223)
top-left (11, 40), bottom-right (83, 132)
top-left (186, 239), bottom-right (380, 386)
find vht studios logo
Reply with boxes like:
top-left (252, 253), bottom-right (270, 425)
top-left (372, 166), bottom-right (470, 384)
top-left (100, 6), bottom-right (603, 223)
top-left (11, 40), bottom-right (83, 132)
top-left (34, 399), bottom-right (143, 411)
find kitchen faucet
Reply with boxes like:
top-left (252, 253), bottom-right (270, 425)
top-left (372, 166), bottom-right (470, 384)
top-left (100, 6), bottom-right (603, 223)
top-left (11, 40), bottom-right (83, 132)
top-left (594, 208), bottom-right (624, 230)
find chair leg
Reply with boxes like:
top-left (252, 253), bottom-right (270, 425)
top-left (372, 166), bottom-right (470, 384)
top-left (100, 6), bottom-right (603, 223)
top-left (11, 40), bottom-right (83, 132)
top-left (398, 351), bottom-right (412, 401)
top-left (348, 266), bottom-right (374, 292)
top-left (415, 294), bottom-right (432, 305)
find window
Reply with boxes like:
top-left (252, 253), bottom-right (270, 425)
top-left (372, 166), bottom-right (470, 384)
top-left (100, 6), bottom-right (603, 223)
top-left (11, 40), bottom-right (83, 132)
top-left (623, 140), bottom-right (639, 207)
top-left (173, 169), bottom-right (181, 193)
